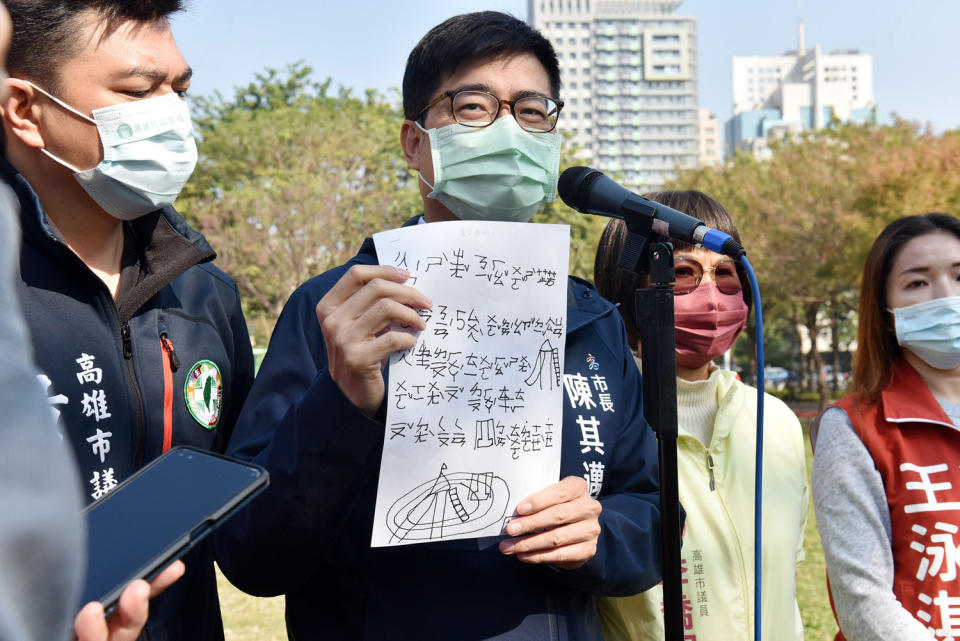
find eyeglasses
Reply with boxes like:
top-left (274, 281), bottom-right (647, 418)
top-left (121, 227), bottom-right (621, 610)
top-left (674, 257), bottom-right (742, 295)
top-left (415, 89), bottom-right (563, 133)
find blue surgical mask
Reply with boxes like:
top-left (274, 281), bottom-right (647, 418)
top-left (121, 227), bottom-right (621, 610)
top-left (27, 81), bottom-right (198, 221)
top-left (890, 296), bottom-right (960, 370)
top-left (415, 116), bottom-right (561, 222)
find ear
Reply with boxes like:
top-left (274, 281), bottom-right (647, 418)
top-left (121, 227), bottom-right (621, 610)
top-left (2, 78), bottom-right (45, 149)
top-left (400, 120), bottom-right (424, 170)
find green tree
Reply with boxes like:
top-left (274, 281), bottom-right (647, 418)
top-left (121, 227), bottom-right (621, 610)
top-left (179, 64), bottom-right (421, 345)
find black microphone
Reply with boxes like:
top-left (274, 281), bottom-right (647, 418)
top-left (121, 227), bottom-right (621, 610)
top-left (558, 166), bottom-right (745, 258)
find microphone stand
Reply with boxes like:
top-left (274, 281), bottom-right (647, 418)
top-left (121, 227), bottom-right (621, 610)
top-left (620, 227), bottom-right (683, 641)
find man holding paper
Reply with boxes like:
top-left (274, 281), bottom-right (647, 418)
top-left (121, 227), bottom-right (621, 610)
top-left (218, 11), bottom-right (663, 640)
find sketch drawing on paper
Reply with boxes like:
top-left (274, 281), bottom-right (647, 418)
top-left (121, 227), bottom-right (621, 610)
top-left (386, 463), bottom-right (510, 543)
top-left (475, 418), bottom-right (496, 449)
top-left (524, 339), bottom-right (561, 391)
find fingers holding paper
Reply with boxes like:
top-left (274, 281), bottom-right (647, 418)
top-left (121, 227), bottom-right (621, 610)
top-left (498, 476), bottom-right (602, 569)
top-left (315, 264), bottom-right (432, 416)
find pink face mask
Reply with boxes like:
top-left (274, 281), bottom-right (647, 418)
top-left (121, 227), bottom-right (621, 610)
top-left (673, 283), bottom-right (749, 370)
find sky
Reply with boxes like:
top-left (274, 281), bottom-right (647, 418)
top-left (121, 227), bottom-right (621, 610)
top-left (173, 0), bottom-right (959, 137)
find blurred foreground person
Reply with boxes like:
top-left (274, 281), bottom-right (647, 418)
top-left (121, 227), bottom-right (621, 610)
top-left (813, 213), bottom-right (960, 640)
top-left (593, 190), bottom-right (807, 641)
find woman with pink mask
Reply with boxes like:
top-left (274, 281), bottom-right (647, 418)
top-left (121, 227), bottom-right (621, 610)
top-left (591, 191), bottom-right (808, 641)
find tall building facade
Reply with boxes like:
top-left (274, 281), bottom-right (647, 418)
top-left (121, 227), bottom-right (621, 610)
top-left (726, 24), bottom-right (875, 158)
top-left (529, 0), bottom-right (699, 192)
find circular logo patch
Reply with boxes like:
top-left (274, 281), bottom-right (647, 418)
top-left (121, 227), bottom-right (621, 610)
top-left (116, 123), bottom-right (133, 139)
top-left (184, 360), bottom-right (222, 429)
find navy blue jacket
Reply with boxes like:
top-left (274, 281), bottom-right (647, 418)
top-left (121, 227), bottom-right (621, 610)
top-left (6, 158), bottom-right (255, 641)
top-left (218, 221), bottom-right (663, 641)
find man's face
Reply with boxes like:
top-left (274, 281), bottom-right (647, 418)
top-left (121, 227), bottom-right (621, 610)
top-left (402, 52), bottom-right (555, 222)
top-left (32, 10), bottom-right (191, 173)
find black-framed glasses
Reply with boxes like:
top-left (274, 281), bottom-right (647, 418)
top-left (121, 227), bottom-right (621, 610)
top-left (416, 89), bottom-right (563, 133)
top-left (674, 257), bottom-right (742, 295)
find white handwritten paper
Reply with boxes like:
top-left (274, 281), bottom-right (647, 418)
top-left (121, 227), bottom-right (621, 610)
top-left (370, 220), bottom-right (570, 547)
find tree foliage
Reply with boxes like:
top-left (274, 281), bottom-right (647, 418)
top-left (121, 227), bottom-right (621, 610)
top-left (178, 63), bottom-right (421, 344)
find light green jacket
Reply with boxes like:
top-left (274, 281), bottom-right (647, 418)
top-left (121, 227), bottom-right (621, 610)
top-left (598, 369), bottom-right (808, 641)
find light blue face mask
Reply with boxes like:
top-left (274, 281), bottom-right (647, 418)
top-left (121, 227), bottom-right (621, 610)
top-left (415, 116), bottom-right (562, 222)
top-left (27, 82), bottom-right (198, 221)
top-left (890, 295), bottom-right (960, 370)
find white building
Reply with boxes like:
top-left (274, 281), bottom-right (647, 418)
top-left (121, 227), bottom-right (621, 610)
top-left (529, 0), bottom-right (699, 192)
top-left (698, 107), bottom-right (720, 166)
top-left (726, 23), bottom-right (875, 158)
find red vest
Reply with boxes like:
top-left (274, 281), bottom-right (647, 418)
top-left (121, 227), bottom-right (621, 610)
top-left (830, 359), bottom-right (960, 640)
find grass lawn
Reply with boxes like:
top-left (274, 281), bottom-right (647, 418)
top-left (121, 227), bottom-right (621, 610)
top-left (217, 568), bottom-right (285, 641)
top-left (798, 431), bottom-right (839, 640)
top-left (216, 430), bottom-right (838, 640)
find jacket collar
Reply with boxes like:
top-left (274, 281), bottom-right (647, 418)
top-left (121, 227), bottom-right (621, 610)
top-left (2, 155), bottom-right (216, 320)
top-left (881, 357), bottom-right (956, 429)
top-left (352, 216), bottom-right (615, 333)
top-left (675, 367), bottom-right (742, 450)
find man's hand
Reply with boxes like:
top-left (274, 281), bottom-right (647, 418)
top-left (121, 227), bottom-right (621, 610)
top-left (498, 476), bottom-right (602, 569)
top-left (74, 560), bottom-right (184, 641)
top-left (316, 265), bottom-right (431, 416)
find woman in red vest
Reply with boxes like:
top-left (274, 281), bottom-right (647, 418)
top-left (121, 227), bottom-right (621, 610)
top-left (813, 213), bottom-right (960, 641)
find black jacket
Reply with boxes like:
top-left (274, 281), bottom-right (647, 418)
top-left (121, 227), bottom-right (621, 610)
top-left (6, 158), bottom-right (254, 641)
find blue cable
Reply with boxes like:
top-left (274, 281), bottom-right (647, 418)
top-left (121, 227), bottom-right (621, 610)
top-left (739, 255), bottom-right (764, 641)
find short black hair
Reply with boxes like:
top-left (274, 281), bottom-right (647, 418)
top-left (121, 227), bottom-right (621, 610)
top-left (593, 190), bottom-right (751, 348)
top-left (402, 11), bottom-right (560, 121)
top-left (6, 0), bottom-right (185, 93)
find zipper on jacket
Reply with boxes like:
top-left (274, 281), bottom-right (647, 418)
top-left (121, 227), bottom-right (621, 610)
top-left (160, 332), bottom-right (180, 372)
top-left (160, 332), bottom-right (179, 453)
top-left (706, 454), bottom-right (717, 491)
top-left (116, 316), bottom-right (147, 467)
top-left (121, 321), bottom-right (133, 360)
